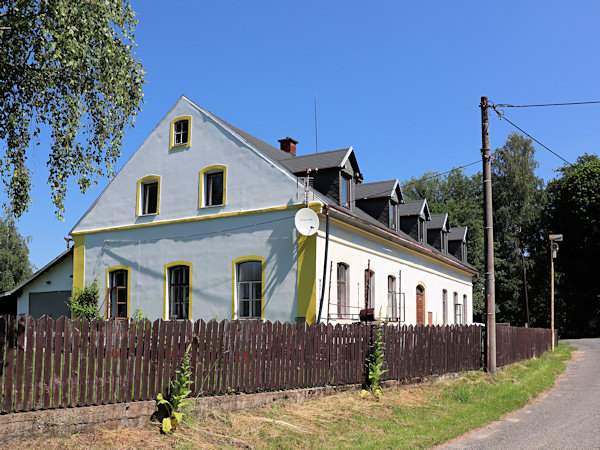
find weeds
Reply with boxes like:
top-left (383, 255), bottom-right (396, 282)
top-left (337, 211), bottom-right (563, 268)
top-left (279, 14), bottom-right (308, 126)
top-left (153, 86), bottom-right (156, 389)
top-left (156, 345), bottom-right (193, 433)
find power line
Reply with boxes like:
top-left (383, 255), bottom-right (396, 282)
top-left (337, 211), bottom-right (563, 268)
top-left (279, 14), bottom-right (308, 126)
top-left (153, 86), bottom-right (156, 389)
top-left (495, 101), bottom-right (600, 108)
top-left (490, 105), bottom-right (573, 166)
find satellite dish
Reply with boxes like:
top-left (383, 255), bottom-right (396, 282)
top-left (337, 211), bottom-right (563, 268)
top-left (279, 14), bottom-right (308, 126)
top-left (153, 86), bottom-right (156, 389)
top-left (295, 208), bottom-right (319, 236)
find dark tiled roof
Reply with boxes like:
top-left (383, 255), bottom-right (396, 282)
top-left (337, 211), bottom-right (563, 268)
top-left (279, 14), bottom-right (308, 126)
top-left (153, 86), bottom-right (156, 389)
top-left (206, 110), bottom-right (289, 163)
top-left (448, 226), bottom-right (468, 242)
top-left (398, 199), bottom-right (426, 216)
top-left (427, 213), bottom-right (448, 230)
top-left (279, 148), bottom-right (351, 173)
top-left (355, 180), bottom-right (397, 199)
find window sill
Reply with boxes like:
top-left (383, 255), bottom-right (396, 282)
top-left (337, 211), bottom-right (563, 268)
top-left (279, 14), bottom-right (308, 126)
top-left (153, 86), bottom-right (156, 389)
top-left (138, 212), bottom-right (158, 217)
top-left (169, 144), bottom-right (190, 151)
top-left (201, 204), bottom-right (225, 209)
top-left (234, 317), bottom-right (263, 322)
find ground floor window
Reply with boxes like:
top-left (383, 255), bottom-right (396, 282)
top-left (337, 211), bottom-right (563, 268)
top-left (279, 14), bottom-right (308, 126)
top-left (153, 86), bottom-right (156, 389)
top-left (237, 260), bottom-right (262, 319)
top-left (454, 292), bottom-right (462, 325)
top-left (108, 268), bottom-right (128, 319)
top-left (337, 263), bottom-right (348, 318)
top-left (387, 275), bottom-right (397, 320)
top-left (168, 265), bottom-right (190, 319)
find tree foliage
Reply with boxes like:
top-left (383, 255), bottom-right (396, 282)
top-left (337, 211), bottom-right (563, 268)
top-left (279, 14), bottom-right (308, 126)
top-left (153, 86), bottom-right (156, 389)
top-left (492, 133), bottom-right (546, 326)
top-left (544, 154), bottom-right (600, 337)
top-left (402, 169), bottom-right (485, 319)
top-left (0, 217), bottom-right (33, 292)
top-left (0, 0), bottom-right (145, 219)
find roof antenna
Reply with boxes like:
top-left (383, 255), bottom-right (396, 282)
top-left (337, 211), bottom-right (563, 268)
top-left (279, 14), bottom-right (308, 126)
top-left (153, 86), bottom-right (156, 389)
top-left (314, 93), bottom-right (319, 153)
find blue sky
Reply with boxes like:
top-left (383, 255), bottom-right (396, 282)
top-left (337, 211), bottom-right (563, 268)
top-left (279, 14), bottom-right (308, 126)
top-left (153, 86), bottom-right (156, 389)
top-left (7, 1), bottom-right (600, 268)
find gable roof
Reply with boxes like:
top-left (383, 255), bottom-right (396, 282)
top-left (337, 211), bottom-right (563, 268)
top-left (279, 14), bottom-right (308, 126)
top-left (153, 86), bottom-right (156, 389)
top-left (355, 180), bottom-right (400, 200)
top-left (448, 226), bottom-right (468, 242)
top-left (426, 213), bottom-right (449, 231)
top-left (398, 199), bottom-right (431, 220)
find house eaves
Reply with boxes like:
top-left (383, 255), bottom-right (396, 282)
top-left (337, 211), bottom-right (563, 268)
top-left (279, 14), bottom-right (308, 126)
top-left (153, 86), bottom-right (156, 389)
top-left (326, 205), bottom-right (477, 276)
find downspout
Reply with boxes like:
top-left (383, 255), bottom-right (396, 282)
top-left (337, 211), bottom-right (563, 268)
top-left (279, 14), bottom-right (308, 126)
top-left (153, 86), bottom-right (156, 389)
top-left (317, 205), bottom-right (330, 323)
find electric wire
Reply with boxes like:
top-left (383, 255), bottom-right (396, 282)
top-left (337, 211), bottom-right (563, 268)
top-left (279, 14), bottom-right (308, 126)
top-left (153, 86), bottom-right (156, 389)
top-left (490, 104), bottom-right (573, 166)
top-left (495, 101), bottom-right (600, 108)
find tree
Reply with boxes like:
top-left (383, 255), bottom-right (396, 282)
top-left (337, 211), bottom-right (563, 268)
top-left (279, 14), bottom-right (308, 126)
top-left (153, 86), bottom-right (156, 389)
top-left (0, 218), bottom-right (33, 292)
top-left (402, 169), bottom-right (485, 320)
top-left (0, 0), bottom-right (145, 219)
top-left (491, 133), bottom-right (546, 326)
top-left (543, 154), bottom-right (600, 337)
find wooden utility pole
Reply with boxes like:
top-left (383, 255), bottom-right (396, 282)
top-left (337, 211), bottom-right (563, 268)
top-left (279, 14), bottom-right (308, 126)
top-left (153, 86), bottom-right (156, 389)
top-left (550, 242), bottom-right (555, 351)
top-left (549, 233), bottom-right (562, 351)
top-left (480, 96), bottom-right (496, 376)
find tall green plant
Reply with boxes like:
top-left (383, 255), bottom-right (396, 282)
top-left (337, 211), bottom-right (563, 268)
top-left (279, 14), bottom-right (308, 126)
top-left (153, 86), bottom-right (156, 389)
top-left (362, 322), bottom-right (387, 400)
top-left (67, 279), bottom-right (100, 320)
top-left (156, 345), bottom-right (194, 433)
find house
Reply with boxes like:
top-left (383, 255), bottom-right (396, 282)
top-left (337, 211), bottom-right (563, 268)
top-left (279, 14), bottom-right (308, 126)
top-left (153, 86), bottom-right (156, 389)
top-left (39, 95), bottom-right (476, 325)
top-left (5, 248), bottom-right (73, 319)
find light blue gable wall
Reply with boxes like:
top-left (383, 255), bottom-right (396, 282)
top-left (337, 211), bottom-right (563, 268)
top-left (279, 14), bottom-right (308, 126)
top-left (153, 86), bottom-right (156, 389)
top-left (72, 96), bottom-right (303, 234)
top-left (73, 96), bottom-right (311, 321)
top-left (84, 208), bottom-right (300, 322)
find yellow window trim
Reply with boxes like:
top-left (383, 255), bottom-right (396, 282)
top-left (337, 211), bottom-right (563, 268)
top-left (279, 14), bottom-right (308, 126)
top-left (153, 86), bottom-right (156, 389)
top-left (163, 261), bottom-right (193, 320)
top-left (105, 265), bottom-right (131, 319)
top-left (169, 115), bottom-right (192, 150)
top-left (199, 164), bottom-right (227, 208)
top-left (136, 175), bottom-right (161, 217)
top-left (231, 255), bottom-right (265, 320)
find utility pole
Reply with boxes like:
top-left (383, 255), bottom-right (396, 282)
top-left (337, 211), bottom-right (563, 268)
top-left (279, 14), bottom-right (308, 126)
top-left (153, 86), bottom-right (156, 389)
top-left (549, 234), bottom-right (562, 351)
top-left (480, 96), bottom-right (496, 376)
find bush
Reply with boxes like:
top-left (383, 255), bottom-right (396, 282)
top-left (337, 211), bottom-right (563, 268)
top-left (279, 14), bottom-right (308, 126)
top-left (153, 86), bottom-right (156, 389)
top-left (68, 279), bottom-right (101, 320)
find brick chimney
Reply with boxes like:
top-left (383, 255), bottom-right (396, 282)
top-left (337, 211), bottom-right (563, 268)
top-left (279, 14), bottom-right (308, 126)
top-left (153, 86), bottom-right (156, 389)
top-left (278, 137), bottom-right (298, 156)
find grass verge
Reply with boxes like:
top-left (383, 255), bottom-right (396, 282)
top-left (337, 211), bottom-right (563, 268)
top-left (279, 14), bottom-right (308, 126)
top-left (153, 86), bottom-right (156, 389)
top-left (10, 344), bottom-right (572, 449)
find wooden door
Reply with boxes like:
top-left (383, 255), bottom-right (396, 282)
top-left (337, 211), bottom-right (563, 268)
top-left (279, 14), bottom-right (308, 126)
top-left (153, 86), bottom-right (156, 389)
top-left (416, 285), bottom-right (425, 325)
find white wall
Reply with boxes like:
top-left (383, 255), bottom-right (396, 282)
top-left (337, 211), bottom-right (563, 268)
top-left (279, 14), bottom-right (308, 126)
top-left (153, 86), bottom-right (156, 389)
top-left (316, 220), bottom-right (473, 325)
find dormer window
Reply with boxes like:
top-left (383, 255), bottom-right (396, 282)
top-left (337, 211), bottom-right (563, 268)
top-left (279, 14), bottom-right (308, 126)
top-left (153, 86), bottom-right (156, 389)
top-left (341, 175), bottom-right (351, 208)
top-left (419, 218), bottom-right (425, 242)
top-left (389, 202), bottom-right (398, 230)
top-left (170, 116), bottom-right (191, 150)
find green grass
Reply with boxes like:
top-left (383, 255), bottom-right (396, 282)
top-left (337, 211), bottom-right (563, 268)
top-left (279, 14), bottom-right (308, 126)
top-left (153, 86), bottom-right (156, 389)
top-left (177, 344), bottom-right (573, 449)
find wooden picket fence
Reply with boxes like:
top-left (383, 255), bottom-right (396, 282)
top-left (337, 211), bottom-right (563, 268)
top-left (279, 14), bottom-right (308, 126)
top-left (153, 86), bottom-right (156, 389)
top-left (0, 316), bottom-right (484, 414)
top-left (495, 325), bottom-right (553, 367)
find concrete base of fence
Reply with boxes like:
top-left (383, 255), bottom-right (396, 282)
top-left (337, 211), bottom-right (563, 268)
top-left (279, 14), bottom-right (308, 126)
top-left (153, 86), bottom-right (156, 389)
top-left (0, 373), bottom-right (464, 443)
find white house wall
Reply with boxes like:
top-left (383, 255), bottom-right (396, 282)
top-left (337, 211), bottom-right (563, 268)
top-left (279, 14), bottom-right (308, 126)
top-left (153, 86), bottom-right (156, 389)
top-left (316, 220), bottom-right (473, 325)
top-left (83, 209), bottom-right (300, 322)
top-left (16, 253), bottom-right (74, 317)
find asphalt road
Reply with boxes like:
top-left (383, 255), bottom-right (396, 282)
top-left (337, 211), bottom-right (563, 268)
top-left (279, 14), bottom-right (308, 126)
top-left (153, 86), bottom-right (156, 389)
top-left (441, 338), bottom-right (600, 449)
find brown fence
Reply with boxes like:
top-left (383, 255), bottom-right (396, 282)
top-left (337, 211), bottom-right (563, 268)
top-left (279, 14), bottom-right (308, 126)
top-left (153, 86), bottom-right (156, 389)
top-left (0, 316), bottom-right (483, 414)
top-left (495, 326), bottom-right (553, 367)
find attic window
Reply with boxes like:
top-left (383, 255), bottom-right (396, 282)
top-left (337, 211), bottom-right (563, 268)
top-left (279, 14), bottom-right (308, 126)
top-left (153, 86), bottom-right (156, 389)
top-left (137, 175), bottom-right (161, 216)
top-left (199, 165), bottom-right (227, 208)
top-left (341, 175), bottom-right (351, 208)
top-left (389, 202), bottom-right (398, 230)
top-left (170, 116), bottom-right (191, 150)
